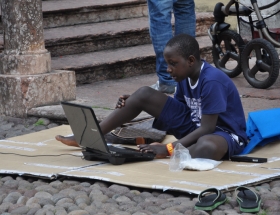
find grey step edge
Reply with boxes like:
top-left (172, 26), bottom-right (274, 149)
top-left (0, 0), bottom-right (148, 32)
top-left (51, 36), bottom-right (213, 85)
top-left (42, 0), bottom-right (148, 28)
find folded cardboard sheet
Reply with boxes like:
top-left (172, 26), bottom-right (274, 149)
top-left (1, 125), bottom-right (280, 194)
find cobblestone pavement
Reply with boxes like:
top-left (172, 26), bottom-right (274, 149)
top-left (0, 116), bottom-right (60, 140)
top-left (1, 116), bottom-right (280, 215)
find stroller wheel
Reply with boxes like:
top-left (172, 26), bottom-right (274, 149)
top-left (212, 30), bottom-right (245, 78)
top-left (241, 38), bottom-right (279, 89)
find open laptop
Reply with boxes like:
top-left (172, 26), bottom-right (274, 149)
top-left (61, 102), bottom-right (155, 165)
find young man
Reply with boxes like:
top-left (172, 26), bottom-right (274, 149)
top-left (56, 34), bottom-right (247, 160)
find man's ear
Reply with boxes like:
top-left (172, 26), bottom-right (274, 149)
top-left (188, 55), bottom-right (196, 65)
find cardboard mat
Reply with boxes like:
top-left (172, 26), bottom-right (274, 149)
top-left (1, 125), bottom-right (280, 195)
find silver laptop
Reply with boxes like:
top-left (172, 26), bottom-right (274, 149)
top-left (61, 102), bottom-right (155, 165)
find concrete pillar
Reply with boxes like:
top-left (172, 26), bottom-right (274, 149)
top-left (0, 0), bottom-right (76, 117)
top-left (1, 0), bottom-right (51, 75)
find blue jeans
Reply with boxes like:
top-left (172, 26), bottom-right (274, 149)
top-left (148, 0), bottom-right (196, 86)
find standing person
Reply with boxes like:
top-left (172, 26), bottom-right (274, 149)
top-left (56, 34), bottom-right (247, 160)
top-left (149, 0), bottom-right (196, 94)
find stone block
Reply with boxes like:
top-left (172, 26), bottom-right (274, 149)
top-left (0, 51), bottom-right (51, 75)
top-left (0, 70), bottom-right (76, 117)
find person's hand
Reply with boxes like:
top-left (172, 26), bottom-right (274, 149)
top-left (115, 94), bottom-right (130, 109)
top-left (137, 142), bottom-right (169, 159)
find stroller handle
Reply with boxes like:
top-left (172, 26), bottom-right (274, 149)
top-left (220, 0), bottom-right (280, 47)
top-left (222, 0), bottom-right (280, 16)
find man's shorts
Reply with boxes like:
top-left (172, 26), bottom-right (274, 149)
top-left (153, 97), bottom-right (245, 159)
top-left (213, 130), bottom-right (245, 160)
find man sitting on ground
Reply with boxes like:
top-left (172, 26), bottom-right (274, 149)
top-left (56, 34), bottom-right (247, 160)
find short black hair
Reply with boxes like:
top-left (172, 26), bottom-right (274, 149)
top-left (165, 34), bottom-right (200, 60)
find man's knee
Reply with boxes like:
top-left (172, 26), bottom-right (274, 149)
top-left (196, 136), bottom-right (219, 152)
top-left (133, 86), bottom-right (155, 101)
top-left (192, 135), bottom-right (228, 159)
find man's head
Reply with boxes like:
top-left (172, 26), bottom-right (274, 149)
top-left (165, 34), bottom-right (200, 60)
top-left (163, 34), bottom-right (201, 82)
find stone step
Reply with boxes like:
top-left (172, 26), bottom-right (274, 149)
top-left (42, 0), bottom-right (147, 28)
top-left (44, 17), bottom-right (151, 57)
top-left (45, 12), bottom-right (213, 57)
top-left (0, 12), bottom-right (214, 56)
top-left (0, 0), bottom-right (148, 33)
top-left (51, 35), bottom-right (213, 85)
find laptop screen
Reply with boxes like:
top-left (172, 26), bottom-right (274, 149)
top-left (61, 102), bottom-right (109, 154)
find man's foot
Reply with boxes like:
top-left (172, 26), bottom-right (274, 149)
top-left (150, 81), bottom-right (176, 94)
top-left (55, 135), bottom-right (80, 147)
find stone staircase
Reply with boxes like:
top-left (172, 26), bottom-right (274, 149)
top-left (0, 0), bottom-right (214, 85)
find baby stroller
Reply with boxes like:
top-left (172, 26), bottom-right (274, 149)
top-left (208, 0), bottom-right (280, 89)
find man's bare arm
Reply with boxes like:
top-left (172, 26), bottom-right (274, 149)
top-left (173, 114), bottom-right (219, 148)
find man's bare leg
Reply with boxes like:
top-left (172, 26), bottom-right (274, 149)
top-left (187, 135), bottom-right (228, 160)
top-left (138, 134), bottom-right (229, 160)
top-left (56, 87), bottom-right (168, 147)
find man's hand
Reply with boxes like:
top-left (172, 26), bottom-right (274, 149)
top-left (115, 95), bottom-right (130, 109)
top-left (137, 142), bottom-right (169, 159)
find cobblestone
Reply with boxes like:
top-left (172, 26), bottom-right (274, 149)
top-left (0, 116), bottom-right (60, 140)
top-left (0, 161), bottom-right (280, 214)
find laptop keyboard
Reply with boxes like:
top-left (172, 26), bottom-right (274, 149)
top-left (108, 145), bottom-right (143, 155)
